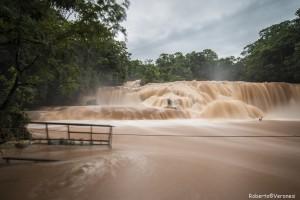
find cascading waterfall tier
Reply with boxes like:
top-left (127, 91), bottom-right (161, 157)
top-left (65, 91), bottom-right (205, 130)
top-left (28, 81), bottom-right (300, 120)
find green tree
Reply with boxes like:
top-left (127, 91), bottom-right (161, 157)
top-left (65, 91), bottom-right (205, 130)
top-left (0, 0), bottom-right (129, 139)
top-left (156, 52), bottom-right (192, 81)
top-left (185, 49), bottom-right (218, 80)
top-left (242, 8), bottom-right (300, 82)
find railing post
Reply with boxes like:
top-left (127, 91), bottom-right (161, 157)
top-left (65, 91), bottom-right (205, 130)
top-left (45, 123), bottom-right (49, 144)
top-left (90, 125), bottom-right (93, 145)
top-left (67, 124), bottom-right (70, 144)
top-left (28, 126), bottom-right (32, 143)
top-left (109, 126), bottom-right (113, 148)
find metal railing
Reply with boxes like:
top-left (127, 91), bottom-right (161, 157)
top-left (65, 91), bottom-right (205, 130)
top-left (27, 121), bottom-right (114, 146)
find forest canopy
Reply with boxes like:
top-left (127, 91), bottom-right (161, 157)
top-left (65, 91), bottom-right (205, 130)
top-left (0, 1), bottom-right (300, 139)
top-left (0, 0), bottom-right (130, 136)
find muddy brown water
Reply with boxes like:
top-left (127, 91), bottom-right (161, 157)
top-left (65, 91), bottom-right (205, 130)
top-left (2, 81), bottom-right (300, 199)
top-left (0, 119), bottom-right (299, 200)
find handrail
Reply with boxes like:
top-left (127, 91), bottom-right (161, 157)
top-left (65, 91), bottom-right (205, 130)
top-left (29, 121), bottom-right (114, 127)
top-left (27, 121), bottom-right (114, 146)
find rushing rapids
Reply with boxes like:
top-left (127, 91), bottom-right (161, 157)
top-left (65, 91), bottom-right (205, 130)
top-left (28, 81), bottom-right (300, 120)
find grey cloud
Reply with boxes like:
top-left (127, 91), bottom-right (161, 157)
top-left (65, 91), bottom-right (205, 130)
top-left (123, 0), bottom-right (300, 60)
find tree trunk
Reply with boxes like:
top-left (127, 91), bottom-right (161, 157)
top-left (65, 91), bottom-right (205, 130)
top-left (0, 75), bottom-right (19, 110)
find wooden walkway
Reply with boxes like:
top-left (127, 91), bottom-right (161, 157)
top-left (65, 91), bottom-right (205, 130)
top-left (27, 121), bottom-right (114, 147)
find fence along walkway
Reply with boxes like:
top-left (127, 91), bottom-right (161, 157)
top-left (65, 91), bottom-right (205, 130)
top-left (27, 122), bottom-right (113, 146)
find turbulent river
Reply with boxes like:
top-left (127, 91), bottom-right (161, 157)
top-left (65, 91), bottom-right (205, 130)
top-left (29, 81), bottom-right (300, 120)
top-left (2, 81), bottom-right (300, 200)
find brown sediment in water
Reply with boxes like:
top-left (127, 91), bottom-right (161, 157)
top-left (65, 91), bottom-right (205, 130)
top-left (3, 81), bottom-right (299, 199)
top-left (28, 81), bottom-right (300, 120)
top-left (0, 120), bottom-right (299, 200)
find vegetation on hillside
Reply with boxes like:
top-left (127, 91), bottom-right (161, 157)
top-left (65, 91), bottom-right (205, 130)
top-left (0, 0), bottom-right (129, 140)
top-left (0, 1), bottom-right (299, 140)
top-left (128, 9), bottom-right (300, 84)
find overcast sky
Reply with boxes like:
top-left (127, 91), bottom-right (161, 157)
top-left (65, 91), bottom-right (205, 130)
top-left (120, 0), bottom-right (300, 60)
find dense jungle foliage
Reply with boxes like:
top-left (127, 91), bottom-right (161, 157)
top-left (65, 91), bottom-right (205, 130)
top-left (0, 0), bottom-right (299, 140)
